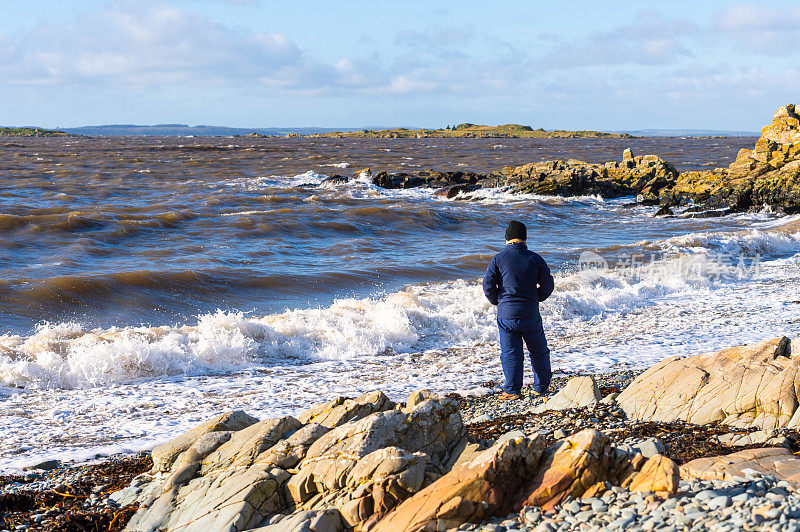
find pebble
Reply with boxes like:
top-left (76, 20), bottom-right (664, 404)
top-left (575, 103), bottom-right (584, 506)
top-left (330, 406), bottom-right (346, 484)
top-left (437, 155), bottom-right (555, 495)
top-left (707, 494), bottom-right (731, 510)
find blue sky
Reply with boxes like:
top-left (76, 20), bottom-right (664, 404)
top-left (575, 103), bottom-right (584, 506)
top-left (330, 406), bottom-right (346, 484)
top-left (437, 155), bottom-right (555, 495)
top-left (1, 1), bottom-right (799, 130)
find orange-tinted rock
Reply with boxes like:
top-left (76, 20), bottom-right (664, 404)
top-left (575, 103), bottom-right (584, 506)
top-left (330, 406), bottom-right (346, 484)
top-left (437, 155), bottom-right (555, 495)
top-left (370, 434), bottom-right (545, 532)
top-left (626, 454), bottom-right (679, 494)
top-left (664, 104), bottom-right (800, 213)
top-left (518, 429), bottom-right (613, 510)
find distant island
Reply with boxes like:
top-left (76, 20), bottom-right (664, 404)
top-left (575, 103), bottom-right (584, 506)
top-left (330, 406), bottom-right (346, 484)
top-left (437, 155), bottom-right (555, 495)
top-left (0, 127), bottom-right (68, 137)
top-left (297, 123), bottom-right (633, 139)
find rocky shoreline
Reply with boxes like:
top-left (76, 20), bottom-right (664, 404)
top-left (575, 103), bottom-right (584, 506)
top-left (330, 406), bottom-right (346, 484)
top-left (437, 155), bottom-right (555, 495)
top-left (321, 104), bottom-right (800, 216)
top-left (4, 336), bottom-right (800, 531)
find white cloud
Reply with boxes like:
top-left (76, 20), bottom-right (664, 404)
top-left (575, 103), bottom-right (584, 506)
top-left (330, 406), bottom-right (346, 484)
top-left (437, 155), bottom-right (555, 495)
top-left (0, 1), bottom-right (336, 89)
top-left (0, 1), bottom-right (796, 129)
top-left (538, 10), bottom-right (699, 68)
top-left (714, 4), bottom-right (800, 54)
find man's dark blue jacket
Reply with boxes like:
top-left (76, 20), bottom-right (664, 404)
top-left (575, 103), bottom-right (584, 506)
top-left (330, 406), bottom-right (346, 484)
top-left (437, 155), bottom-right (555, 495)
top-left (483, 243), bottom-right (555, 319)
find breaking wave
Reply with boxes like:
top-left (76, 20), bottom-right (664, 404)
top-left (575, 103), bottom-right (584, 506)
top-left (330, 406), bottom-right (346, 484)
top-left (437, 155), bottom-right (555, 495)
top-left (3, 218), bottom-right (799, 391)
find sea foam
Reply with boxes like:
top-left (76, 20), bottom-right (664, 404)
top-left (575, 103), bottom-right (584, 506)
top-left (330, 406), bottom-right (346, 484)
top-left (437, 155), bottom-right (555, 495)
top-left (3, 220), bottom-right (799, 391)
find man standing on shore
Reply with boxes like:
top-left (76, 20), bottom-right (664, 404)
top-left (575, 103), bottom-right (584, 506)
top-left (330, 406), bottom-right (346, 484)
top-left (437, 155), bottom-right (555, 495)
top-left (482, 221), bottom-right (555, 400)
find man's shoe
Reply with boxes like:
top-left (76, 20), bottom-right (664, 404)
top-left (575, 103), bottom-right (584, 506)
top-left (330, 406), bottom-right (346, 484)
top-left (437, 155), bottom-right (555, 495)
top-left (498, 392), bottom-right (522, 401)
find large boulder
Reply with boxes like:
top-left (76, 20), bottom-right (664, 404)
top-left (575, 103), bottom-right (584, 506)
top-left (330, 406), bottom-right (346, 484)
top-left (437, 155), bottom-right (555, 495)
top-left (681, 447), bottom-right (800, 483)
top-left (125, 415), bottom-right (303, 532)
top-left (371, 428), bottom-right (670, 531)
top-left (286, 397), bottom-right (465, 527)
top-left (617, 337), bottom-right (800, 430)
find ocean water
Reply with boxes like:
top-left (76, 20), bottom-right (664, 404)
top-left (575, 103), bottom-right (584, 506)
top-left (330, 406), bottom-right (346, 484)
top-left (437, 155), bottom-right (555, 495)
top-left (2, 135), bottom-right (799, 472)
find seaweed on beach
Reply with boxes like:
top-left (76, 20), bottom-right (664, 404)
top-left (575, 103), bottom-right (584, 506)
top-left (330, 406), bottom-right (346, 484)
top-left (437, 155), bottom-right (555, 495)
top-left (466, 407), bottom-right (800, 465)
top-left (0, 454), bottom-right (152, 532)
top-left (609, 422), bottom-right (800, 465)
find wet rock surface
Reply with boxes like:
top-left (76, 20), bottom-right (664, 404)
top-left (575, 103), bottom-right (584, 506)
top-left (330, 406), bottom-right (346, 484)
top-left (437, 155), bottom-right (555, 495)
top-left (662, 104), bottom-right (800, 214)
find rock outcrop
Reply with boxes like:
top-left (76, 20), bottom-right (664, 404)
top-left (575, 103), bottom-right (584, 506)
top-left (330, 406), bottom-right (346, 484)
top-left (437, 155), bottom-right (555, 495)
top-left (316, 105), bottom-right (800, 214)
top-left (662, 104), bottom-right (800, 214)
top-left (296, 391), bottom-right (394, 428)
top-left (617, 337), bottom-right (800, 430)
top-left (681, 447), bottom-right (800, 483)
top-left (120, 391), bottom-right (465, 532)
top-left (321, 151), bottom-right (680, 202)
top-left (489, 152), bottom-right (679, 200)
top-left (115, 392), bottom-right (678, 532)
top-left (150, 410), bottom-right (259, 473)
top-left (374, 429), bottom-right (668, 531)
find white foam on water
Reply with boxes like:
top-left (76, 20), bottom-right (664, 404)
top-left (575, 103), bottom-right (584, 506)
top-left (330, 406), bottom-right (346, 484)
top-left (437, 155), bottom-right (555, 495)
top-left (221, 210), bottom-right (272, 216)
top-left (229, 171), bottom-right (329, 190)
top-left (316, 170), bottom-right (441, 202)
top-left (2, 221), bottom-right (800, 472)
top-left (453, 186), bottom-right (605, 205)
top-left (321, 162), bottom-right (350, 168)
top-left (659, 224), bottom-right (800, 257)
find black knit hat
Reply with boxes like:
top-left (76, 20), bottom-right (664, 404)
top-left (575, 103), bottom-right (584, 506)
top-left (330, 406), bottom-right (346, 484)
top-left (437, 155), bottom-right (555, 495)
top-left (505, 220), bottom-right (527, 241)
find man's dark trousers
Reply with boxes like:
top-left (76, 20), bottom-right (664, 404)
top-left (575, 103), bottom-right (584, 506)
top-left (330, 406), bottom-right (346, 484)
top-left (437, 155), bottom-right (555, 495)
top-left (497, 317), bottom-right (551, 395)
